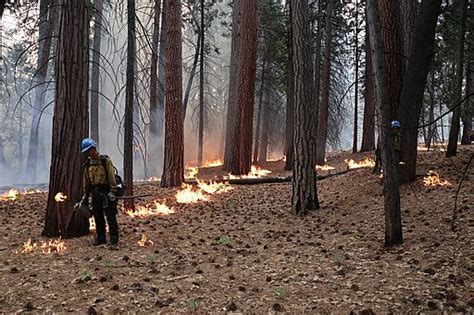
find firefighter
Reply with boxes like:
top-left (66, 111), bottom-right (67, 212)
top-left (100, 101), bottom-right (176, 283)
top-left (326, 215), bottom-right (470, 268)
top-left (391, 120), bottom-right (402, 163)
top-left (80, 138), bottom-right (119, 247)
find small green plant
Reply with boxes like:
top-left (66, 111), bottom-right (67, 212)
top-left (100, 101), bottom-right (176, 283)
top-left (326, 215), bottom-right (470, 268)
top-left (217, 235), bottom-right (232, 245)
top-left (79, 270), bottom-right (92, 282)
top-left (148, 253), bottom-right (160, 263)
top-left (332, 251), bottom-right (345, 267)
top-left (188, 298), bottom-right (199, 309)
top-left (274, 287), bottom-right (285, 298)
top-left (102, 260), bottom-right (114, 268)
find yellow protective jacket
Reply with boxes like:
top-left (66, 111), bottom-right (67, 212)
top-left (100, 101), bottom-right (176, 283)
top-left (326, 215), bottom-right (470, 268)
top-left (82, 155), bottom-right (117, 198)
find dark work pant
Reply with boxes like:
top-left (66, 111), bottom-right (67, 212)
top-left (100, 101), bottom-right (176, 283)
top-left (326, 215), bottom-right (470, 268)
top-left (91, 193), bottom-right (119, 244)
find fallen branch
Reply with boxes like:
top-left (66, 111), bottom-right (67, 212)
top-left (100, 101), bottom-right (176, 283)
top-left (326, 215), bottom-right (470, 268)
top-left (165, 275), bottom-right (188, 282)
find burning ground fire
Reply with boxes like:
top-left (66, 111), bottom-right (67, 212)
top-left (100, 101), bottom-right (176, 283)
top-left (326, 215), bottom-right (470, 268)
top-left (423, 171), bottom-right (451, 187)
top-left (316, 164), bottom-right (336, 172)
top-left (344, 157), bottom-right (375, 170)
top-left (1, 188), bottom-right (45, 202)
top-left (137, 234), bottom-right (154, 247)
top-left (176, 180), bottom-right (233, 204)
top-left (185, 166), bottom-right (199, 179)
top-left (54, 192), bottom-right (67, 202)
top-left (18, 238), bottom-right (67, 254)
top-left (202, 159), bottom-right (223, 168)
top-left (225, 165), bottom-right (272, 180)
top-left (126, 202), bottom-right (175, 218)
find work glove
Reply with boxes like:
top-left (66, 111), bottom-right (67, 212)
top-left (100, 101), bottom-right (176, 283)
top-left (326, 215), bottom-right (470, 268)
top-left (107, 192), bottom-right (116, 202)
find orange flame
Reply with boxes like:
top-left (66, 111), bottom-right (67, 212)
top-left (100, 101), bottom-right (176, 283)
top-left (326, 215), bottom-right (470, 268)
top-left (126, 202), bottom-right (174, 218)
top-left (225, 165), bottom-right (272, 179)
top-left (176, 184), bottom-right (209, 204)
top-left (1, 188), bottom-right (20, 201)
top-left (19, 238), bottom-right (67, 254)
top-left (137, 234), bottom-right (154, 247)
top-left (203, 159), bottom-right (223, 168)
top-left (196, 179), bottom-right (233, 194)
top-left (423, 171), bottom-right (451, 187)
top-left (54, 192), bottom-right (67, 203)
top-left (344, 157), bottom-right (375, 169)
top-left (316, 164), bottom-right (336, 172)
top-left (185, 166), bottom-right (199, 179)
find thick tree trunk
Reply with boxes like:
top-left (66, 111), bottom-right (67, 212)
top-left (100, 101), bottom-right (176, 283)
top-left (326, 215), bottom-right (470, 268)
top-left (291, 0), bottom-right (319, 215)
top-left (315, 0), bottom-right (333, 165)
top-left (25, 0), bottom-right (58, 182)
top-left (379, 0), bottom-right (403, 120)
top-left (253, 58), bottom-right (266, 163)
top-left (223, 0), bottom-right (242, 170)
top-left (446, 0), bottom-right (467, 157)
top-left (361, 30), bottom-right (376, 152)
top-left (352, 0), bottom-right (359, 153)
top-left (123, 0), bottom-right (136, 210)
top-left (284, 0), bottom-right (294, 171)
top-left (399, 0), bottom-right (417, 71)
top-left (396, 0), bottom-right (441, 182)
top-left (90, 0), bottom-right (104, 145)
top-left (42, 0), bottom-right (89, 238)
top-left (197, 0), bottom-right (205, 167)
top-left (224, 0), bottom-right (258, 175)
top-left (461, 60), bottom-right (472, 144)
top-left (367, 0), bottom-right (402, 247)
top-left (161, 0), bottom-right (184, 187)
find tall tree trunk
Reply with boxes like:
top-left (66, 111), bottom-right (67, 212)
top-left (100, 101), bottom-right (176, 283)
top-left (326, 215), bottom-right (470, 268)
top-left (161, 0), bottom-right (184, 187)
top-left (397, 0), bottom-right (442, 182)
top-left (182, 31), bottom-right (201, 118)
top-left (223, 0), bottom-right (242, 170)
top-left (461, 60), bottom-right (472, 144)
top-left (399, 0), bottom-right (417, 71)
top-left (253, 58), bottom-right (266, 163)
top-left (123, 0), bottom-right (136, 210)
top-left (315, 0), bottom-right (333, 165)
top-left (367, 0), bottom-right (402, 247)
top-left (360, 29), bottom-right (376, 152)
top-left (148, 0), bottom-right (162, 176)
top-left (90, 0), bottom-right (104, 145)
top-left (284, 0), bottom-right (294, 171)
top-left (446, 0), bottom-right (467, 157)
top-left (258, 80), bottom-right (271, 164)
top-left (426, 71), bottom-right (436, 149)
top-left (42, 0), bottom-right (89, 238)
top-left (25, 0), bottom-right (58, 182)
top-left (352, 0), bottom-right (359, 153)
top-left (197, 0), bottom-right (205, 167)
top-left (313, 0), bottom-right (323, 158)
top-left (379, 0), bottom-right (403, 120)
top-left (291, 0), bottom-right (319, 215)
top-left (224, 0), bottom-right (258, 175)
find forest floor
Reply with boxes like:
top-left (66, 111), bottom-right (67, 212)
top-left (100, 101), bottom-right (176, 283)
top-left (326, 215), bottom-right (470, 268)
top-left (0, 146), bottom-right (473, 313)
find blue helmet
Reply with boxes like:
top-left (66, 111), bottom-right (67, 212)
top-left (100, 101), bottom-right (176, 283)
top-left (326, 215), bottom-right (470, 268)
top-left (391, 120), bottom-right (401, 128)
top-left (81, 138), bottom-right (97, 153)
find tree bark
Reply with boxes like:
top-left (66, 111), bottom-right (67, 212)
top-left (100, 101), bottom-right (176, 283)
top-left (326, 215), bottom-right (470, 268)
top-left (284, 0), bottom-right (294, 171)
top-left (360, 28), bottom-right (376, 152)
top-left (291, 0), bottom-right (319, 215)
top-left (161, 0), bottom-right (184, 187)
top-left (399, 0), bottom-right (417, 71)
top-left (367, 0), bottom-right (402, 247)
top-left (224, 0), bottom-right (258, 175)
top-left (352, 0), bottom-right (359, 153)
top-left (426, 71), bottom-right (436, 149)
top-left (446, 0), bottom-right (467, 157)
top-left (42, 0), bottom-right (89, 238)
top-left (397, 0), bottom-right (442, 182)
top-left (90, 0), bottom-right (104, 145)
top-left (313, 0), bottom-right (323, 158)
top-left (123, 0), bottom-right (136, 210)
top-left (253, 58), bottom-right (266, 163)
top-left (461, 60), bottom-right (472, 144)
top-left (197, 0), bottom-right (205, 167)
top-left (315, 0), bottom-right (333, 165)
top-left (223, 0), bottom-right (242, 170)
top-left (25, 0), bottom-right (58, 182)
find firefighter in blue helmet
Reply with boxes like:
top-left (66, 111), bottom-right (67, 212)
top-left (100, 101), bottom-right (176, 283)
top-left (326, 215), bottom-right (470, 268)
top-left (80, 138), bottom-right (119, 247)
